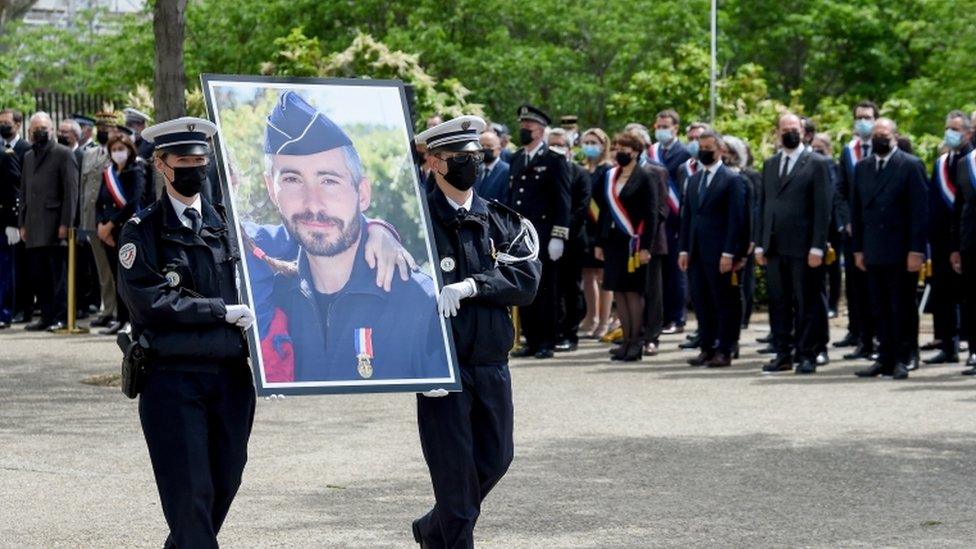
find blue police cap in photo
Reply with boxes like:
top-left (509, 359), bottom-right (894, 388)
top-left (264, 91), bottom-right (353, 155)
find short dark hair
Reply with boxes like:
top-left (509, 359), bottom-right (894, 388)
top-left (655, 109), bottom-right (680, 127)
top-left (0, 108), bottom-right (24, 125)
top-left (853, 100), bottom-right (879, 118)
top-left (613, 130), bottom-right (645, 152)
top-left (802, 117), bottom-right (816, 133)
top-left (697, 129), bottom-right (725, 150)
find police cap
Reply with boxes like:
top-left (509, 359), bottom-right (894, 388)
top-left (415, 115), bottom-right (486, 153)
top-left (142, 117), bottom-right (217, 156)
top-left (517, 104), bottom-right (550, 126)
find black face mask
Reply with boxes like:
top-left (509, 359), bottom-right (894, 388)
top-left (482, 148), bottom-right (496, 164)
top-left (698, 149), bottom-right (716, 166)
top-left (782, 130), bottom-right (801, 150)
top-left (96, 130), bottom-right (109, 145)
top-left (169, 165), bottom-right (207, 197)
top-left (519, 128), bottom-right (534, 147)
top-left (813, 148), bottom-right (826, 156)
top-left (32, 129), bottom-right (49, 148)
top-left (443, 155), bottom-right (479, 191)
top-left (871, 136), bottom-right (892, 156)
top-left (0, 124), bottom-right (14, 139)
top-left (57, 136), bottom-right (70, 147)
top-left (615, 151), bottom-right (633, 167)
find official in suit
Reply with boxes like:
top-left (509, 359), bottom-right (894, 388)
top-left (507, 104), bottom-right (571, 359)
top-left (1, 109), bottom-right (33, 324)
top-left (923, 111), bottom-right (972, 364)
top-left (72, 114), bottom-right (97, 150)
top-left (851, 118), bottom-right (928, 380)
top-left (951, 128), bottom-right (976, 372)
top-left (641, 160), bottom-right (670, 356)
top-left (0, 111), bottom-right (27, 328)
top-left (18, 112), bottom-right (78, 331)
top-left (834, 101), bottom-right (879, 358)
top-left (722, 136), bottom-right (761, 330)
top-left (678, 131), bottom-right (747, 367)
top-left (755, 114), bottom-right (832, 374)
top-left (475, 130), bottom-right (510, 203)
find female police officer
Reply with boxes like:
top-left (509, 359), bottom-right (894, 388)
top-left (117, 117), bottom-right (255, 548)
top-left (412, 116), bottom-right (541, 548)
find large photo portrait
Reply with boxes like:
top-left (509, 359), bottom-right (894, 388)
top-left (201, 75), bottom-right (459, 396)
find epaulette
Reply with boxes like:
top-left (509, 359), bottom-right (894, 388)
top-left (127, 202), bottom-right (160, 225)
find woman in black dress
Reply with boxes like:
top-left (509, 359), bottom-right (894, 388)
top-left (580, 128), bottom-right (614, 338)
top-left (594, 131), bottom-right (658, 361)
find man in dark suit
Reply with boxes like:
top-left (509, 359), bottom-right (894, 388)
top-left (755, 113), bottom-right (832, 374)
top-left (678, 130), bottom-right (747, 367)
top-left (507, 104), bottom-right (571, 359)
top-left (834, 101), bottom-right (879, 359)
top-left (670, 122), bottom-right (710, 341)
top-left (18, 112), bottom-right (78, 331)
top-left (851, 118), bottom-right (928, 380)
top-left (0, 109), bottom-right (29, 328)
top-left (923, 111), bottom-right (972, 365)
top-left (476, 130), bottom-right (510, 203)
top-left (951, 123), bottom-right (976, 372)
top-left (0, 109), bottom-right (33, 325)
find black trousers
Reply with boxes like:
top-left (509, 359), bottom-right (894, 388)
top-left (556, 247), bottom-right (585, 345)
top-left (28, 245), bottom-right (66, 325)
top-left (962, 251), bottom-right (976, 351)
top-left (766, 254), bottom-right (828, 361)
top-left (929, 245), bottom-right (960, 353)
top-left (688, 258), bottom-right (740, 355)
top-left (642, 255), bottom-right (664, 345)
top-left (740, 255), bottom-right (756, 328)
top-left (416, 363), bottom-right (514, 549)
top-left (521, 255), bottom-right (558, 351)
top-left (843, 236), bottom-right (874, 347)
top-left (13, 241), bottom-right (35, 319)
top-left (76, 237), bottom-right (101, 311)
top-left (139, 366), bottom-right (255, 549)
top-left (866, 264), bottom-right (918, 367)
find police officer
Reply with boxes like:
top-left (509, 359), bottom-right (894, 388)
top-left (507, 104), bottom-right (571, 359)
top-left (412, 116), bottom-right (541, 548)
top-left (117, 117), bottom-right (255, 548)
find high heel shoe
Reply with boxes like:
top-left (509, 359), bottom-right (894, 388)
top-left (610, 340), bottom-right (629, 360)
top-left (623, 341), bottom-right (643, 362)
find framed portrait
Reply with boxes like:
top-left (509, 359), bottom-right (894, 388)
top-left (201, 74), bottom-right (460, 396)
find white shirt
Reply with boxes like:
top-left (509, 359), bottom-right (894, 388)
top-left (525, 141), bottom-right (544, 162)
top-left (875, 146), bottom-right (896, 170)
top-left (483, 157), bottom-right (500, 175)
top-left (779, 146), bottom-right (803, 177)
top-left (680, 160), bottom-right (733, 259)
top-left (4, 135), bottom-right (20, 149)
top-left (168, 193), bottom-right (203, 230)
top-left (445, 192), bottom-right (474, 211)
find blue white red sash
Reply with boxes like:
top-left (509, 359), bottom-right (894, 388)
top-left (666, 180), bottom-right (681, 215)
top-left (967, 150), bottom-right (976, 194)
top-left (682, 158), bottom-right (698, 184)
top-left (845, 138), bottom-right (863, 174)
top-left (646, 142), bottom-right (662, 164)
top-left (934, 153), bottom-right (955, 208)
top-left (605, 167), bottom-right (644, 273)
top-left (102, 165), bottom-right (127, 209)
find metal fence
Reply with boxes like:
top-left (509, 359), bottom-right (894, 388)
top-left (22, 91), bottom-right (117, 138)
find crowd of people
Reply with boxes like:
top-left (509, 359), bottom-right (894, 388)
top-left (416, 101), bottom-right (976, 380)
top-left (3, 99), bottom-right (976, 381)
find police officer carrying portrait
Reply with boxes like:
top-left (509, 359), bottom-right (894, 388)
top-left (507, 104), bottom-right (571, 359)
top-left (117, 117), bottom-right (256, 548)
top-left (412, 115), bottom-right (541, 548)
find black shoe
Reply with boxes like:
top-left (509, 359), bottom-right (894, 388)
top-left (796, 359), bottom-right (817, 374)
top-left (922, 350), bottom-right (958, 365)
top-left (706, 352), bottom-right (731, 368)
top-left (89, 315), bottom-right (113, 328)
top-left (919, 340), bottom-right (942, 351)
top-left (510, 347), bottom-right (536, 358)
top-left (685, 330), bottom-right (698, 341)
top-left (678, 339), bottom-right (700, 350)
top-left (843, 345), bottom-right (873, 360)
top-left (622, 342), bottom-right (643, 362)
top-left (815, 351), bottom-right (829, 366)
top-left (763, 354), bottom-right (792, 373)
top-left (961, 367), bottom-right (976, 376)
top-left (12, 312), bottom-right (27, 324)
top-left (412, 519), bottom-right (428, 548)
top-left (687, 351), bottom-right (712, 367)
top-left (554, 340), bottom-right (577, 352)
top-left (610, 341), bottom-right (628, 361)
top-left (757, 345), bottom-right (777, 355)
top-left (757, 333), bottom-right (772, 344)
top-left (99, 321), bottom-right (122, 335)
top-left (46, 321), bottom-right (66, 332)
top-left (892, 362), bottom-right (910, 380)
top-left (24, 320), bottom-right (48, 332)
top-left (534, 349), bottom-right (554, 359)
top-left (832, 332), bottom-right (858, 348)
top-left (855, 362), bottom-right (890, 378)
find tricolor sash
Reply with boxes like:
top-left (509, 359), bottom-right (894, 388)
top-left (605, 167), bottom-right (644, 273)
top-left (682, 158), bottom-right (698, 184)
top-left (666, 181), bottom-right (681, 215)
top-left (646, 142), bottom-right (662, 164)
top-left (102, 165), bottom-right (127, 209)
top-left (845, 138), bottom-right (863, 174)
top-left (933, 153), bottom-right (955, 208)
top-left (967, 150), bottom-right (976, 194)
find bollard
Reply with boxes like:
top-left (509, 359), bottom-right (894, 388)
top-left (55, 228), bottom-right (90, 335)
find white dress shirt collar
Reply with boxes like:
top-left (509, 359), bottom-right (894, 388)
top-left (445, 192), bottom-right (474, 211)
top-left (168, 192), bottom-right (203, 229)
top-left (525, 141), bottom-right (544, 160)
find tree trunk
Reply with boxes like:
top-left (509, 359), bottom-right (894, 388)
top-left (152, 0), bottom-right (188, 122)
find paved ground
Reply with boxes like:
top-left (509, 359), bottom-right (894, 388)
top-left (1, 313), bottom-right (974, 548)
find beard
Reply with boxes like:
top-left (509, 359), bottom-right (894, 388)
top-left (284, 209), bottom-right (362, 257)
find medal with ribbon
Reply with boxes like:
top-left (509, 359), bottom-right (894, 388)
top-left (605, 167), bottom-right (644, 273)
top-left (355, 327), bottom-right (374, 379)
top-left (103, 165), bottom-right (127, 209)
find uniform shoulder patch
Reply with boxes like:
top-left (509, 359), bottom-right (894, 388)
top-left (119, 243), bottom-right (137, 269)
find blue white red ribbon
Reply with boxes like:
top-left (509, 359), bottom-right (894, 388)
top-left (604, 167), bottom-right (644, 273)
top-left (967, 150), bottom-right (976, 194)
top-left (845, 138), bottom-right (863, 175)
top-left (355, 327), bottom-right (374, 359)
top-left (934, 153), bottom-right (955, 208)
top-left (103, 165), bottom-right (127, 209)
top-left (646, 142), bottom-right (661, 164)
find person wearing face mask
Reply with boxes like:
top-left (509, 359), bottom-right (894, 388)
top-left (18, 111), bottom-right (78, 332)
top-left (80, 112), bottom-right (123, 329)
top-left (952, 112), bottom-right (976, 372)
top-left (850, 118), bottom-right (928, 380)
top-left (412, 115), bottom-right (541, 549)
top-left (833, 100), bottom-right (879, 359)
top-left (678, 130), bottom-right (747, 368)
top-left (0, 109), bottom-right (29, 329)
top-left (579, 127), bottom-right (614, 339)
top-left (811, 132), bottom-right (842, 320)
top-left (923, 110), bottom-right (973, 366)
top-left (475, 129), bottom-right (510, 203)
top-left (116, 117), bottom-right (257, 548)
top-left (94, 135), bottom-right (145, 335)
top-left (72, 114), bottom-right (97, 150)
top-left (508, 103), bottom-right (571, 359)
top-left (755, 113), bottom-right (833, 375)
top-left (1, 108), bottom-right (33, 325)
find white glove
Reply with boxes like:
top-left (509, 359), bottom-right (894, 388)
top-left (548, 237), bottom-right (564, 261)
top-left (224, 304), bottom-right (255, 330)
top-left (4, 227), bottom-right (20, 246)
top-left (422, 388), bottom-right (449, 398)
top-left (437, 278), bottom-right (477, 318)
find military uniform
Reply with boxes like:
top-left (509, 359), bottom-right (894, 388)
top-left (118, 117), bottom-right (255, 548)
top-left (507, 104), bottom-right (570, 357)
top-left (412, 116), bottom-right (541, 548)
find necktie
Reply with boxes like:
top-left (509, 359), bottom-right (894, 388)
top-left (698, 171), bottom-right (710, 206)
top-left (780, 156), bottom-right (790, 180)
top-left (185, 207), bottom-right (202, 233)
top-left (877, 159), bottom-right (885, 173)
top-left (861, 144), bottom-right (869, 158)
